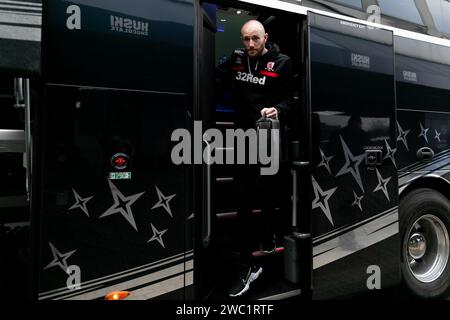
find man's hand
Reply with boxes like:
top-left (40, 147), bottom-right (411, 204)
top-left (260, 107), bottom-right (278, 119)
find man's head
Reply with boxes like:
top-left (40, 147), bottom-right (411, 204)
top-left (241, 20), bottom-right (268, 58)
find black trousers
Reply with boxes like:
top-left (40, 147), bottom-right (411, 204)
top-left (234, 164), bottom-right (282, 263)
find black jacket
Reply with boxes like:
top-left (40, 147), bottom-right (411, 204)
top-left (216, 43), bottom-right (293, 129)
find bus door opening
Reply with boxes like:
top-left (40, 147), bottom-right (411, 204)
top-left (0, 76), bottom-right (33, 299)
top-left (198, 1), bottom-right (306, 300)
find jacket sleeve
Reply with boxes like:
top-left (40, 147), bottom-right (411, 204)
top-left (274, 57), bottom-right (293, 120)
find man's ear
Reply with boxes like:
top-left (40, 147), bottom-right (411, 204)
top-left (264, 33), bottom-right (269, 42)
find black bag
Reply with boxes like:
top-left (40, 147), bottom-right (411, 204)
top-left (255, 117), bottom-right (281, 167)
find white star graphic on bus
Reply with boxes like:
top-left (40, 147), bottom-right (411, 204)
top-left (68, 189), bottom-right (93, 217)
top-left (383, 139), bottom-right (397, 168)
top-left (312, 176), bottom-right (337, 226)
top-left (147, 223), bottom-right (168, 248)
top-left (397, 122), bottom-right (410, 151)
top-left (151, 186), bottom-right (176, 218)
top-left (336, 136), bottom-right (365, 192)
top-left (99, 180), bottom-right (145, 231)
top-left (373, 169), bottom-right (392, 202)
top-left (317, 148), bottom-right (334, 175)
top-left (352, 191), bottom-right (364, 211)
top-left (435, 130), bottom-right (441, 142)
top-left (418, 122), bottom-right (429, 143)
top-left (43, 242), bottom-right (77, 272)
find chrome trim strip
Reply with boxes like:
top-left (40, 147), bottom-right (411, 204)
top-left (128, 271), bottom-right (193, 300)
top-left (46, 82), bottom-right (187, 96)
top-left (313, 206), bottom-right (397, 244)
top-left (399, 149), bottom-right (450, 176)
top-left (399, 158), bottom-right (450, 187)
top-left (399, 170), bottom-right (450, 196)
top-left (39, 250), bottom-right (193, 299)
top-left (397, 108), bottom-right (450, 116)
top-left (313, 209), bottom-right (398, 269)
top-left (64, 261), bottom-right (192, 300)
top-left (258, 289), bottom-right (301, 300)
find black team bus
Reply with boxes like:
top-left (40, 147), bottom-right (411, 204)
top-left (2, 0), bottom-right (450, 301)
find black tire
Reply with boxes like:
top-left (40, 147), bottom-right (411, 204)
top-left (399, 188), bottom-right (450, 299)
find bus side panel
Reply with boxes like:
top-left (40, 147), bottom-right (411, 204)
top-left (396, 37), bottom-right (450, 184)
top-left (308, 13), bottom-right (400, 299)
top-left (397, 109), bottom-right (450, 187)
top-left (312, 236), bottom-right (399, 299)
top-left (36, 0), bottom-right (194, 300)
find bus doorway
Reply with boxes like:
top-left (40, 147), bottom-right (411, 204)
top-left (196, 1), bottom-right (307, 300)
top-left (0, 76), bottom-right (32, 300)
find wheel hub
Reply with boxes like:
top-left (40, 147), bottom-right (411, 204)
top-left (406, 214), bottom-right (449, 283)
top-left (408, 232), bottom-right (427, 260)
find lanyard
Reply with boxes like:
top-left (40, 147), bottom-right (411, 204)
top-left (247, 56), bottom-right (259, 75)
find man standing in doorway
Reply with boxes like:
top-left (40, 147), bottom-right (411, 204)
top-left (216, 19), bottom-right (293, 298)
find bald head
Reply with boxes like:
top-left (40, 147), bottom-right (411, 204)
top-left (241, 20), bottom-right (266, 35)
top-left (241, 20), bottom-right (268, 57)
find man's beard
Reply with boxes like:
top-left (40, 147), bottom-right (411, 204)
top-left (247, 48), bottom-right (261, 57)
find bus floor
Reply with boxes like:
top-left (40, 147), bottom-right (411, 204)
top-left (206, 248), bottom-right (300, 300)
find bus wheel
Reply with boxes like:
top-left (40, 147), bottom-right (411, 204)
top-left (400, 188), bottom-right (450, 299)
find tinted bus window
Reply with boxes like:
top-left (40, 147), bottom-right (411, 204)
top-left (395, 36), bottom-right (450, 168)
top-left (44, 0), bottom-right (194, 92)
top-left (395, 36), bottom-right (450, 113)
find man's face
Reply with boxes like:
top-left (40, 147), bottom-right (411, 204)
top-left (241, 27), bottom-right (267, 58)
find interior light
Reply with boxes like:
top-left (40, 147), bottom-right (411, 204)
top-left (236, 10), bottom-right (242, 14)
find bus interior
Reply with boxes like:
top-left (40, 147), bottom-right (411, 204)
top-left (0, 76), bottom-right (31, 299)
top-left (196, 1), bottom-right (308, 300)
